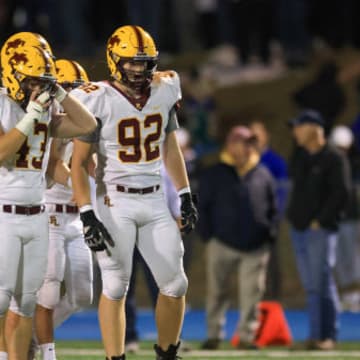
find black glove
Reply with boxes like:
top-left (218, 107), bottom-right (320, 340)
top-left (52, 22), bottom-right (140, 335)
top-left (180, 192), bottom-right (198, 235)
top-left (80, 210), bottom-right (114, 251)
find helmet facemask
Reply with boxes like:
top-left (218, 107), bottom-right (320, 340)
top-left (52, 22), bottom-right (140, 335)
top-left (18, 75), bottom-right (56, 108)
top-left (115, 57), bottom-right (157, 94)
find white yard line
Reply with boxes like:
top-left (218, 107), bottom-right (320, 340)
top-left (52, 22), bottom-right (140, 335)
top-left (57, 348), bottom-right (360, 357)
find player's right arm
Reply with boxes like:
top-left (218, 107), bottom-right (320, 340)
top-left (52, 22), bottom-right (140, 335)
top-left (0, 91), bottom-right (50, 163)
top-left (71, 138), bottom-right (114, 252)
top-left (0, 126), bottom-right (27, 163)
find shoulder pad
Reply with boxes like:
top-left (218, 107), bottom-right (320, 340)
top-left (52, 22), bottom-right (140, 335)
top-left (153, 70), bottom-right (179, 84)
top-left (152, 71), bottom-right (181, 103)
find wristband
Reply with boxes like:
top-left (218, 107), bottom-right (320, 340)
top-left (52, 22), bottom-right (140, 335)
top-left (54, 86), bottom-right (67, 103)
top-left (178, 186), bottom-right (191, 196)
top-left (80, 204), bottom-right (93, 213)
top-left (26, 100), bottom-right (43, 114)
top-left (15, 112), bottom-right (38, 136)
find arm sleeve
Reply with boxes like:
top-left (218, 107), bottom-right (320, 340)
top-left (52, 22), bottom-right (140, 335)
top-left (165, 106), bottom-right (180, 133)
top-left (77, 118), bottom-right (101, 143)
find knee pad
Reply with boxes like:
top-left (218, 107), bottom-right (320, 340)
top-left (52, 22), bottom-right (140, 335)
top-left (37, 279), bottom-right (61, 310)
top-left (159, 272), bottom-right (188, 298)
top-left (10, 293), bottom-right (37, 317)
top-left (102, 271), bottom-right (129, 300)
top-left (0, 290), bottom-right (11, 316)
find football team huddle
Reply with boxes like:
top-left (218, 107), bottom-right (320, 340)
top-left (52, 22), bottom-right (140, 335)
top-left (0, 25), bottom-right (198, 360)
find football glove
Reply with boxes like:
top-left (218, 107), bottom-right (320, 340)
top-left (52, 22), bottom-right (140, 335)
top-left (180, 192), bottom-right (198, 235)
top-left (80, 209), bottom-right (114, 251)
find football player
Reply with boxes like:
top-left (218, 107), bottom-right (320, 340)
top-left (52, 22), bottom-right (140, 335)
top-left (31, 59), bottom-right (94, 360)
top-left (0, 33), bottom-right (96, 360)
top-left (71, 25), bottom-right (198, 360)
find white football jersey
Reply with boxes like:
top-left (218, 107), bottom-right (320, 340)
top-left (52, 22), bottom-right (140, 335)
top-left (45, 139), bottom-right (74, 204)
top-left (72, 71), bottom-right (181, 188)
top-left (0, 93), bottom-right (52, 204)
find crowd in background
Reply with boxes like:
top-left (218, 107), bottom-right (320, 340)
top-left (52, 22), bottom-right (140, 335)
top-left (1, 0), bottom-right (360, 351)
top-left (2, 0), bottom-right (360, 64)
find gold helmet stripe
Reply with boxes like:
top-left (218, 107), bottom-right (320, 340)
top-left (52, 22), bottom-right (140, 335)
top-left (132, 26), bottom-right (144, 54)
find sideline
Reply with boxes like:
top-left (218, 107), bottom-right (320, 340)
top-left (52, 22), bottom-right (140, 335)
top-left (57, 348), bottom-right (360, 358)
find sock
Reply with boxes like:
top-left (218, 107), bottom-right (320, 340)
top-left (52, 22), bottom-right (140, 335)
top-left (40, 343), bottom-right (56, 360)
top-left (0, 351), bottom-right (7, 360)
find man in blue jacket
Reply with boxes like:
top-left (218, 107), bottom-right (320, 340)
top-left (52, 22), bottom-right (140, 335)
top-left (199, 125), bottom-right (277, 350)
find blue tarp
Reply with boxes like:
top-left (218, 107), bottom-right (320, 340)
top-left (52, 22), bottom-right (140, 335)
top-left (54, 309), bottom-right (360, 341)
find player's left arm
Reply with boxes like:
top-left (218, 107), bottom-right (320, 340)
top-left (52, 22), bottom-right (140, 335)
top-left (163, 130), bottom-right (189, 191)
top-left (49, 85), bottom-right (97, 138)
top-left (163, 130), bottom-right (198, 234)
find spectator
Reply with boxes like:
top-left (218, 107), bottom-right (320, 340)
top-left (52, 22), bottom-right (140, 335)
top-left (249, 120), bottom-right (288, 215)
top-left (287, 110), bottom-right (350, 350)
top-left (329, 125), bottom-right (360, 311)
top-left (292, 61), bottom-right (346, 135)
top-left (249, 119), bottom-right (288, 300)
top-left (199, 125), bottom-right (277, 350)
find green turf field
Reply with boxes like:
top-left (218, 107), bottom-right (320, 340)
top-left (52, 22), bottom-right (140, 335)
top-left (53, 341), bottom-right (360, 360)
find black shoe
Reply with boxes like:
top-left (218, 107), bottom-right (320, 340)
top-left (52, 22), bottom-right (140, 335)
top-left (236, 341), bottom-right (258, 350)
top-left (106, 356), bottom-right (125, 360)
top-left (201, 338), bottom-right (220, 350)
top-left (154, 342), bottom-right (181, 360)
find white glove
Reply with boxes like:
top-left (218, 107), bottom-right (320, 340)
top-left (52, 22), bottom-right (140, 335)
top-left (16, 91), bottom-right (51, 136)
top-left (52, 84), bottom-right (67, 103)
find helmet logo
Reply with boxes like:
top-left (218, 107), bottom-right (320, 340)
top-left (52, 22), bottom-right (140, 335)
top-left (9, 52), bottom-right (28, 65)
top-left (5, 38), bottom-right (26, 54)
top-left (108, 35), bottom-right (120, 49)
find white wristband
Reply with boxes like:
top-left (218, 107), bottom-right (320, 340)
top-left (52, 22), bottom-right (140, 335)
top-left (15, 112), bottom-right (38, 136)
top-left (80, 204), bottom-right (93, 213)
top-left (178, 186), bottom-right (191, 196)
top-left (55, 86), bottom-right (67, 103)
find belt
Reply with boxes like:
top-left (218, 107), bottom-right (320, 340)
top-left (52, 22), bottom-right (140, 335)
top-left (3, 204), bottom-right (45, 216)
top-left (116, 184), bottom-right (160, 195)
top-left (54, 204), bottom-right (79, 214)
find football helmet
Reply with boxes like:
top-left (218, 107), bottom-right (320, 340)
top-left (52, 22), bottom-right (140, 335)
top-left (55, 59), bottom-right (89, 90)
top-left (106, 25), bottom-right (158, 92)
top-left (1, 45), bottom-right (56, 103)
top-left (1, 32), bottom-right (54, 65)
